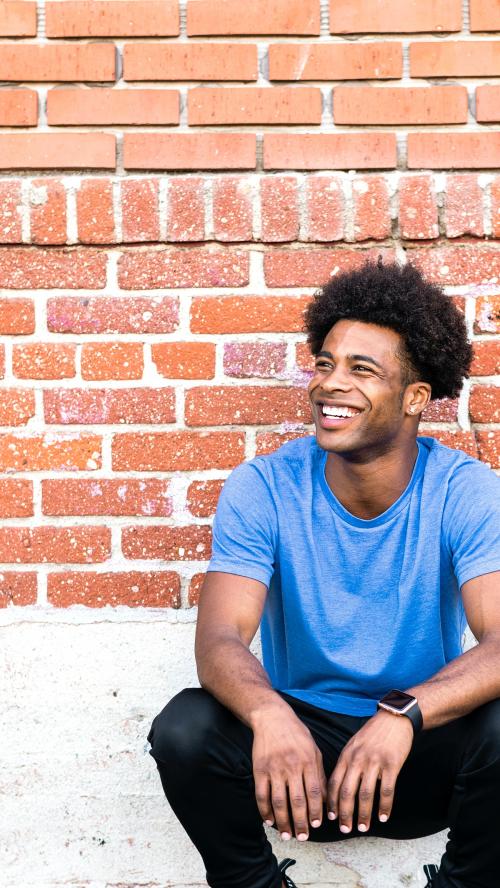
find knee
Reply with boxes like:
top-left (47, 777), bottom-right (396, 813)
top-left (465, 698), bottom-right (500, 766)
top-left (147, 687), bottom-right (227, 767)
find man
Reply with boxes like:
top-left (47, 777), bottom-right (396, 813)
top-left (147, 260), bottom-right (500, 888)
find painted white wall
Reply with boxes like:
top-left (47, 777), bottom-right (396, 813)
top-left (1, 606), bottom-right (457, 888)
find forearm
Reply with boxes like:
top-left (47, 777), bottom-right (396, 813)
top-left (196, 632), bottom-right (292, 730)
top-left (405, 632), bottom-right (500, 730)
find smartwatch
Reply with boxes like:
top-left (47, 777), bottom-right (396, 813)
top-left (377, 689), bottom-right (423, 737)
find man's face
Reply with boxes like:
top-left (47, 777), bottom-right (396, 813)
top-left (307, 318), bottom-right (412, 458)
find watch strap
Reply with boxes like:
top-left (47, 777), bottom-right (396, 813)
top-left (377, 695), bottom-right (423, 737)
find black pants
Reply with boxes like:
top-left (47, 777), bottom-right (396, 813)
top-left (147, 687), bottom-right (500, 888)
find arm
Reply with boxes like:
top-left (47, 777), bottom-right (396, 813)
top-left (195, 570), bottom-right (327, 840)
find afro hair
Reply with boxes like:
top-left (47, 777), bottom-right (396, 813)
top-left (303, 259), bottom-right (473, 401)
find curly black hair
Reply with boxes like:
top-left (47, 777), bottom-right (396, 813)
top-left (303, 259), bottom-right (473, 401)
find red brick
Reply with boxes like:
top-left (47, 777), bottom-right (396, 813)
top-left (187, 0), bottom-right (320, 35)
top-left (0, 389), bottom-right (35, 426)
top-left (256, 430), bottom-right (311, 455)
top-left (81, 342), bottom-right (144, 381)
top-left (421, 429), bottom-right (478, 458)
top-left (0, 572), bottom-right (37, 606)
top-left (0, 344), bottom-right (4, 378)
top-left (295, 342), bottom-right (314, 372)
top-left (0, 479), bottom-right (33, 517)
top-left (422, 398), bottom-right (458, 423)
top-left (470, 385), bottom-right (500, 423)
top-left (399, 175), bottom-right (438, 240)
top-left (470, 0), bottom-right (500, 31)
top-left (124, 42), bottom-right (257, 81)
top-left (264, 247), bottom-right (394, 287)
top-left (13, 343), bottom-right (75, 379)
top-left (112, 431), bottom-right (245, 471)
top-left (46, 1), bottom-right (179, 36)
top-left (121, 179), bottom-right (159, 243)
top-left (305, 176), bottom-right (344, 242)
top-left (0, 181), bottom-right (22, 244)
top-left (187, 480), bottom-right (225, 517)
top-left (409, 246), bottom-right (500, 286)
top-left (261, 177), bottom-right (299, 242)
top-left (0, 44), bottom-right (115, 81)
top-left (123, 525), bottom-right (212, 561)
top-left (475, 431), bottom-right (500, 469)
top-left (492, 179), bottom-right (500, 239)
top-left (474, 296), bottom-right (500, 335)
top-left (76, 180), bottom-right (115, 244)
top-left (213, 178), bottom-right (253, 242)
top-left (47, 88), bottom-right (179, 126)
top-left (188, 86), bottom-right (322, 125)
top-left (0, 89), bottom-right (37, 126)
top-left (29, 178), bottom-right (66, 245)
top-left (185, 385), bottom-right (310, 426)
top-left (445, 175), bottom-right (483, 238)
top-left (264, 133), bottom-right (397, 170)
top-left (408, 133), bottom-right (500, 170)
top-left (118, 247), bottom-right (249, 289)
top-left (47, 296), bottom-right (179, 334)
top-left (0, 527), bottom-right (110, 564)
top-left (152, 342), bottom-right (216, 379)
top-left (334, 86), bottom-right (467, 125)
top-left (42, 479), bottom-right (172, 517)
top-left (0, 2), bottom-right (36, 36)
top-left (44, 387), bottom-right (175, 425)
top-left (191, 295), bottom-right (310, 333)
top-left (269, 42), bottom-right (402, 80)
top-left (353, 176), bottom-right (391, 241)
top-left (48, 570), bottom-right (180, 608)
top-left (410, 41), bottom-right (500, 77)
top-left (476, 86), bottom-right (500, 124)
top-left (471, 340), bottom-right (500, 377)
top-left (188, 572), bottom-right (204, 606)
top-left (0, 434), bottom-right (101, 472)
top-left (329, 0), bottom-right (461, 33)
top-left (123, 133), bottom-right (256, 171)
top-left (167, 177), bottom-right (205, 242)
top-left (0, 134), bottom-right (115, 171)
top-left (0, 247), bottom-right (106, 289)
top-left (223, 342), bottom-right (287, 378)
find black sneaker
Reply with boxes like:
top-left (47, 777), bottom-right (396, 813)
top-left (423, 863), bottom-right (439, 887)
top-left (278, 857), bottom-right (298, 887)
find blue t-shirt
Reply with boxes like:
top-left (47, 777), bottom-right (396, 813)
top-left (207, 436), bottom-right (500, 716)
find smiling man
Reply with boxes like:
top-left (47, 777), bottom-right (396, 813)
top-left (147, 260), bottom-right (500, 888)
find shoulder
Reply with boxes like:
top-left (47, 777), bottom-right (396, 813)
top-left (221, 435), bottom-right (319, 497)
top-left (420, 434), bottom-right (499, 491)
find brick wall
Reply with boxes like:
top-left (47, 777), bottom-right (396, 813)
top-left (0, 0), bottom-right (499, 610)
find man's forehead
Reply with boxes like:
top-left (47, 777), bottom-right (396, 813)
top-left (321, 319), bottom-right (402, 360)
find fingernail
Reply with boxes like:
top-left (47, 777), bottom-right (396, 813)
top-left (281, 832), bottom-right (291, 840)
top-left (340, 825), bottom-right (351, 833)
top-left (264, 820), bottom-right (273, 826)
top-left (327, 811), bottom-right (337, 820)
top-left (379, 814), bottom-right (388, 822)
top-left (297, 833), bottom-right (308, 841)
top-left (311, 819), bottom-right (321, 828)
top-left (358, 824), bottom-right (367, 832)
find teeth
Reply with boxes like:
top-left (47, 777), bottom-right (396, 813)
top-left (322, 405), bottom-right (360, 418)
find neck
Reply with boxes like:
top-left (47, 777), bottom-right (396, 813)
top-left (324, 437), bottom-right (419, 520)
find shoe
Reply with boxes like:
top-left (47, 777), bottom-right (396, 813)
top-left (278, 857), bottom-right (298, 887)
top-left (423, 863), bottom-right (439, 887)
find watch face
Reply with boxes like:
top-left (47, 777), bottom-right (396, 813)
top-left (380, 690), bottom-right (415, 711)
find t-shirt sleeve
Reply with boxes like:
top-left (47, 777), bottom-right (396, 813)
top-left (443, 459), bottom-right (500, 590)
top-left (207, 459), bottom-right (278, 587)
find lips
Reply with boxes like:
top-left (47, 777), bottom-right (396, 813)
top-left (315, 400), bottom-right (364, 430)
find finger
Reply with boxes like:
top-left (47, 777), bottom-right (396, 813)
top-left (287, 775), bottom-right (310, 841)
top-left (304, 760), bottom-right (327, 828)
top-left (356, 767), bottom-right (380, 832)
top-left (254, 773), bottom-right (274, 827)
top-left (270, 778), bottom-right (292, 839)
top-left (337, 769), bottom-right (362, 834)
top-left (378, 767), bottom-right (397, 823)
top-left (327, 758), bottom-right (347, 822)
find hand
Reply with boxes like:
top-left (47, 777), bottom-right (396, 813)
top-left (327, 710), bottom-right (414, 833)
top-left (252, 705), bottom-right (327, 842)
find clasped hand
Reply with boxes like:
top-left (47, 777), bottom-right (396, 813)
top-left (252, 708), bottom-right (414, 840)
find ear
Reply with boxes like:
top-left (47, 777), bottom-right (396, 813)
top-left (405, 382), bottom-right (432, 417)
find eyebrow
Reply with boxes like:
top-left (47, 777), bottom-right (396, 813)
top-left (316, 350), bottom-right (385, 372)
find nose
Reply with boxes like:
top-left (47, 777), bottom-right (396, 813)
top-left (319, 364), bottom-right (352, 393)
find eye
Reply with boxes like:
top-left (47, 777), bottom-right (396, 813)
top-left (315, 360), bottom-right (332, 369)
top-left (353, 365), bottom-right (371, 373)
